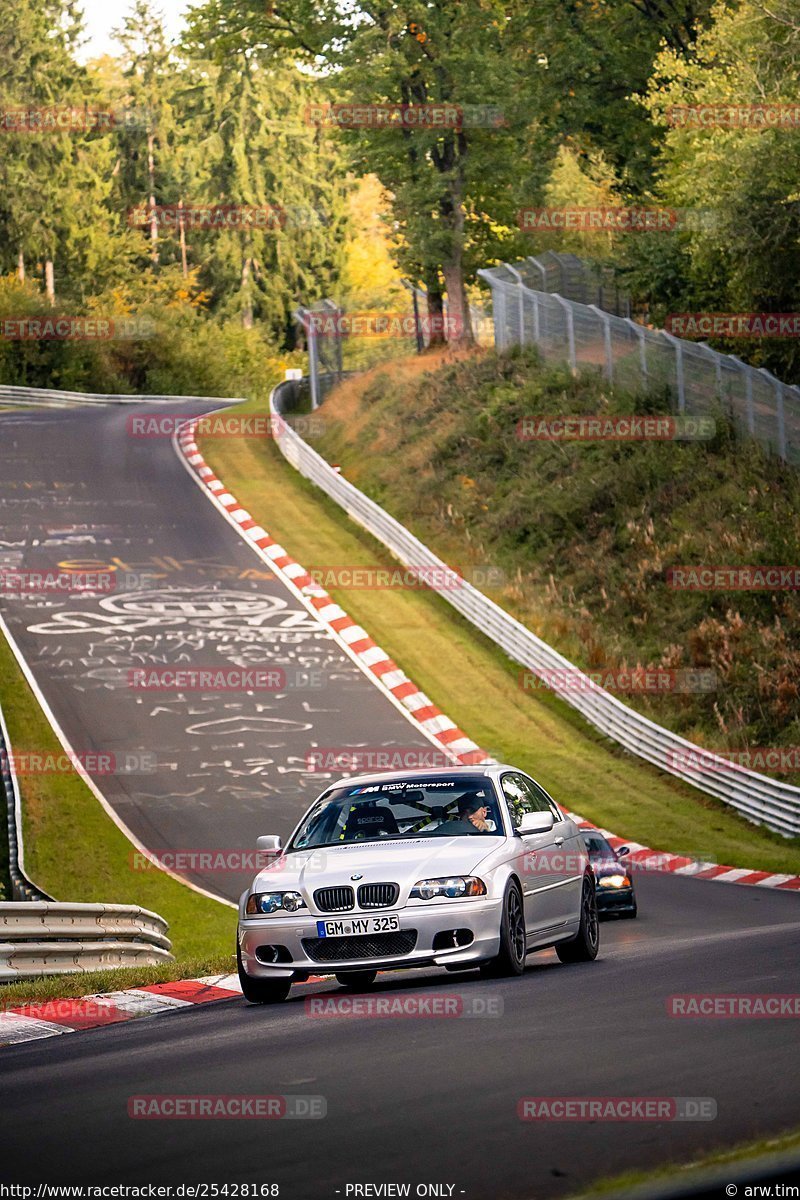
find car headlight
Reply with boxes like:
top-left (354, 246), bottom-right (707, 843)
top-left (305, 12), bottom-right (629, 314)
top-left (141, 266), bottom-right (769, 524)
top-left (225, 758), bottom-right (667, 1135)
top-left (410, 876), bottom-right (487, 900)
top-left (245, 890), bottom-right (307, 915)
top-left (598, 874), bottom-right (631, 889)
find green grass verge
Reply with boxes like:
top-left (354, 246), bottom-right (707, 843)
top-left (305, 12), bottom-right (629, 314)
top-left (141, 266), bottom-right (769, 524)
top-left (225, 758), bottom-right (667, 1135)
top-left (0, 629), bottom-right (235, 961)
top-left (568, 1126), bottom-right (800, 1198)
top-left (198, 371), bottom-right (800, 875)
top-left (0, 953), bottom-right (235, 1008)
top-left (315, 348), bottom-right (800, 773)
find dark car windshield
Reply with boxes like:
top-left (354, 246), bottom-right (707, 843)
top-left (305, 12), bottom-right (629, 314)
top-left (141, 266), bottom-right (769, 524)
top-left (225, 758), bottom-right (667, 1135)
top-left (290, 776), bottom-right (503, 850)
top-left (583, 833), bottom-right (615, 858)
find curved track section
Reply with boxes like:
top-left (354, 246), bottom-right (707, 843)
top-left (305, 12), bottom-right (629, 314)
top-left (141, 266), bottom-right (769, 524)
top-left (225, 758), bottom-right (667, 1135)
top-left (1, 401), bottom-right (799, 1197)
top-left (0, 403), bottom-right (445, 902)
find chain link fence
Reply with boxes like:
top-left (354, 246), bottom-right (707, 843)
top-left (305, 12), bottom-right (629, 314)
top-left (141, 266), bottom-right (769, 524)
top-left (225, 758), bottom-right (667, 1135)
top-left (295, 284), bottom-right (492, 409)
top-left (478, 251), bottom-right (800, 466)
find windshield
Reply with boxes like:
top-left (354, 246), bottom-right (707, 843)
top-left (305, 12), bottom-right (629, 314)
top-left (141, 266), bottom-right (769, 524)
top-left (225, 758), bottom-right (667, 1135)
top-left (583, 833), bottom-right (614, 858)
top-left (291, 776), bottom-right (504, 849)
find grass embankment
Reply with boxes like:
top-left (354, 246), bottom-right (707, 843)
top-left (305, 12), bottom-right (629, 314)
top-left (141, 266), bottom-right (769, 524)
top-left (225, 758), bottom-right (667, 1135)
top-left (316, 348), bottom-right (800, 763)
top-left (0, 630), bottom-right (235, 969)
top-left (199, 356), bottom-right (800, 875)
top-left (569, 1126), bottom-right (800, 1198)
top-left (0, 956), bottom-right (234, 1008)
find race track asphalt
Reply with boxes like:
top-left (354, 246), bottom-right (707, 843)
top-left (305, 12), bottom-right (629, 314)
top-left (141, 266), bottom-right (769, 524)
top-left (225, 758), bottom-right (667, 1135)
top-left (1, 402), bottom-right (798, 1197)
top-left (1, 873), bottom-right (799, 1195)
top-left (0, 404), bottom-right (443, 901)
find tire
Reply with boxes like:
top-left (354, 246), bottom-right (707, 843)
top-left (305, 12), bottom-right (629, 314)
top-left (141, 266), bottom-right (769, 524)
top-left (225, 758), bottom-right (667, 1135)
top-left (556, 875), bottom-right (600, 963)
top-left (237, 945), bottom-right (292, 1004)
top-left (480, 881), bottom-right (526, 978)
top-left (335, 970), bottom-right (378, 990)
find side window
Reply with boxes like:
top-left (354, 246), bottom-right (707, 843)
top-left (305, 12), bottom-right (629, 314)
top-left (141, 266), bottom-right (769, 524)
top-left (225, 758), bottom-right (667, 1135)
top-left (524, 777), bottom-right (563, 822)
top-left (501, 773), bottom-right (552, 828)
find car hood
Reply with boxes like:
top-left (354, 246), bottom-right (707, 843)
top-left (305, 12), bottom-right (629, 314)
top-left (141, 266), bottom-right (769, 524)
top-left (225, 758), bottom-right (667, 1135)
top-left (252, 837), bottom-right (502, 893)
top-left (590, 857), bottom-right (629, 878)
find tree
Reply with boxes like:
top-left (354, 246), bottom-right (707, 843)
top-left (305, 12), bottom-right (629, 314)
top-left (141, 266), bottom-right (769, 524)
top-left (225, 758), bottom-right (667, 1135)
top-left (113, 1), bottom-right (180, 267)
top-left (506, 0), bottom-right (716, 195)
top-left (200, 1), bottom-right (540, 345)
top-left (637, 0), bottom-right (800, 378)
top-left (178, 6), bottom-right (351, 337)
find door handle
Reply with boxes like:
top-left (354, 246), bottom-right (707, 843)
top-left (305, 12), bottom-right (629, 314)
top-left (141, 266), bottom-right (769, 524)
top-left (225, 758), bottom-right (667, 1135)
top-left (554, 836), bottom-right (564, 846)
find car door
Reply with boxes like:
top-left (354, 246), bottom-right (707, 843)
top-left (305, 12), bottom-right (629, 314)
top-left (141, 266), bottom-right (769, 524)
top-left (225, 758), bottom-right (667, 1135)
top-left (500, 772), bottom-right (568, 935)
top-left (521, 773), bottom-right (585, 924)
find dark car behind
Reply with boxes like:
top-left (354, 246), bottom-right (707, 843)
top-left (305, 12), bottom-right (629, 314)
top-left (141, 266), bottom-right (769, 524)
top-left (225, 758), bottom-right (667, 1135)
top-left (582, 830), bottom-right (637, 918)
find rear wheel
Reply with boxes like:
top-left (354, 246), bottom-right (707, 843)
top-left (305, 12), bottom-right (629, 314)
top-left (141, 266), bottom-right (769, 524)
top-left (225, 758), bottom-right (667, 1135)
top-left (335, 970), bottom-right (378, 990)
top-left (556, 875), bottom-right (600, 963)
top-left (480, 881), bottom-right (526, 978)
top-left (237, 945), bottom-right (292, 1004)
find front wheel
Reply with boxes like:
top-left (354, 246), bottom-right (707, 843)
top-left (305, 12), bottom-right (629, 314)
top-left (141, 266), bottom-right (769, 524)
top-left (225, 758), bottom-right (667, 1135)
top-left (556, 875), bottom-right (599, 963)
top-left (480, 881), bottom-right (526, 978)
top-left (237, 945), bottom-right (292, 1004)
top-left (335, 970), bottom-right (378, 990)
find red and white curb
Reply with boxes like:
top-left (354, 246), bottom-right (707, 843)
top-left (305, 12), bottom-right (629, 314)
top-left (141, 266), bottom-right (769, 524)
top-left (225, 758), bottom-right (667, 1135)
top-left (174, 418), bottom-right (800, 897)
top-left (566, 814), bottom-right (800, 892)
top-left (175, 420), bottom-right (489, 768)
top-left (0, 975), bottom-right (246, 1046)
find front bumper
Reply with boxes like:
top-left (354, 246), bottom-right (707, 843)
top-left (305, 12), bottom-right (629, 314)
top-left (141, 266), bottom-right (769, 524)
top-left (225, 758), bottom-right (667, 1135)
top-left (238, 898), bottom-right (503, 979)
top-left (596, 884), bottom-right (636, 913)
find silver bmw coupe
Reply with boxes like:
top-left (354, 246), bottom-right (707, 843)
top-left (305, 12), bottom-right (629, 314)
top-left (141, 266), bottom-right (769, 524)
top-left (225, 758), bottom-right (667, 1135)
top-left (237, 765), bottom-right (599, 1002)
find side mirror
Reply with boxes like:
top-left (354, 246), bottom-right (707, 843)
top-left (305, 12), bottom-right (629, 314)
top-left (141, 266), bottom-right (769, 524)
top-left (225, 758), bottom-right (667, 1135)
top-left (518, 810), bottom-right (555, 835)
top-left (617, 845), bottom-right (630, 857)
top-left (256, 835), bottom-right (283, 854)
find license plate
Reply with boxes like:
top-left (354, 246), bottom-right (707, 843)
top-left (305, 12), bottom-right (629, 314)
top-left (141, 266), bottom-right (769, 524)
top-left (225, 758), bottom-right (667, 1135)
top-left (316, 915), bottom-right (400, 937)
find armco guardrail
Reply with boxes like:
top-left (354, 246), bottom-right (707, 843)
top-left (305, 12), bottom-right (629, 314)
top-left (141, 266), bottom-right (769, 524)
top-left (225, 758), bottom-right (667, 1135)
top-left (0, 654), bottom-right (173, 971)
top-left (271, 377), bottom-right (800, 837)
top-left (0, 697), bottom-right (49, 902)
top-left (0, 902), bottom-right (173, 981)
top-left (0, 704), bottom-right (174, 976)
top-left (0, 384), bottom-right (245, 408)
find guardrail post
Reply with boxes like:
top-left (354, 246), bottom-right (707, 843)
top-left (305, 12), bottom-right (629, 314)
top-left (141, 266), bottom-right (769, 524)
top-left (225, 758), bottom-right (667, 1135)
top-left (624, 319), bottom-right (648, 385)
top-left (503, 263), bottom-right (525, 347)
top-left (526, 259), bottom-right (547, 344)
top-left (589, 305), bottom-right (613, 383)
top-left (323, 299), bottom-right (344, 379)
top-left (497, 288), bottom-right (508, 350)
top-left (531, 289), bottom-right (540, 343)
top-left (743, 363), bottom-right (755, 434)
top-left (307, 319), bottom-right (320, 409)
top-left (760, 369), bottom-right (787, 460)
top-left (662, 331), bottom-right (686, 413)
top-left (553, 295), bottom-right (577, 372)
top-left (526, 256), bottom-right (548, 290)
top-left (478, 269), bottom-right (506, 351)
